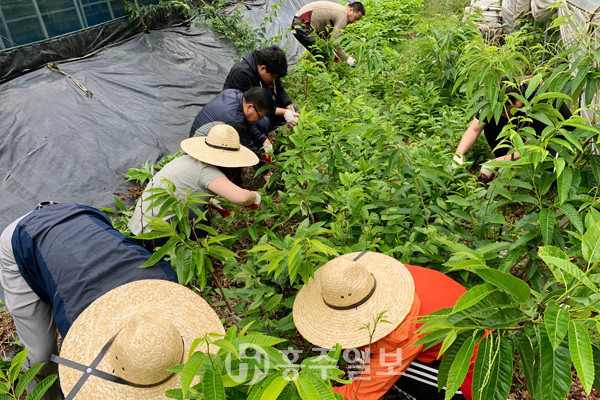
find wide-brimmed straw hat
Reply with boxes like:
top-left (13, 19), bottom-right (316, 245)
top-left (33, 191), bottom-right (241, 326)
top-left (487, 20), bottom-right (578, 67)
top-left (293, 251), bottom-right (415, 349)
top-left (181, 124), bottom-right (258, 168)
top-left (56, 280), bottom-right (226, 399)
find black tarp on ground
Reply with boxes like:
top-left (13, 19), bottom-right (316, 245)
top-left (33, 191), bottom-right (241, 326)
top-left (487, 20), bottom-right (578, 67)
top-left (0, 0), bottom-right (311, 299)
top-left (0, 0), bottom-right (309, 229)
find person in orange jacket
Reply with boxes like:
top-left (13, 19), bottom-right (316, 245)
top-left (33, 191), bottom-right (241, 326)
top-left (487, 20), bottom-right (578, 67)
top-left (293, 251), bottom-right (476, 400)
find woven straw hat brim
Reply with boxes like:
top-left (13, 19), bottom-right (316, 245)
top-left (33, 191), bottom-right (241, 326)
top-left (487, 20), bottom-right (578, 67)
top-left (59, 280), bottom-right (226, 400)
top-left (181, 137), bottom-right (259, 168)
top-left (293, 252), bottom-right (414, 349)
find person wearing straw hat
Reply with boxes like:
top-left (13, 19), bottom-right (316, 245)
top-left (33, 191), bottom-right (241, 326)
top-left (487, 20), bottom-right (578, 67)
top-left (189, 87), bottom-right (274, 172)
top-left (0, 202), bottom-right (181, 399)
top-left (54, 279), bottom-right (225, 399)
top-left (293, 251), bottom-right (476, 400)
top-left (129, 124), bottom-right (262, 251)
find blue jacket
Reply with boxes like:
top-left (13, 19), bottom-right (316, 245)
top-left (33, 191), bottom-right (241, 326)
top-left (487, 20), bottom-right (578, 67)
top-left (11, 203), bottom-right (176, 336)
top-left (189, 89), bottom-right (267, 148)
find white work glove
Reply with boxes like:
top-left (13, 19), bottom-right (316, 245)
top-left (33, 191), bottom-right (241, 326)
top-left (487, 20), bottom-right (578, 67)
top-left (346, 56), bottom-right (356, 67)
top-left (284, 109), bottom-right (299, 125)
top-left (452, 153), bottom-right (465, 169)
top-left (253, 191), bottom-right (261, 206)
top-left (263, 141), bottom-right (273, 154)
top-left (479, 162), bottom-right (496, 182)
top-left (248, 191), bottom-right (262, 210)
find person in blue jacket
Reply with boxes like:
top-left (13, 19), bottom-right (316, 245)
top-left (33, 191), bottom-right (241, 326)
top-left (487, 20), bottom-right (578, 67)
top-left (222, 46), bottom-right (299, 133)
top-left (0, 202), bottom-right (177, 399)
top-left (189, 87), bottom-right (274, 160)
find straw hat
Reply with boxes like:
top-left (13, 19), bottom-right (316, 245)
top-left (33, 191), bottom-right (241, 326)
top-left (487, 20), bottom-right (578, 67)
top-left (57, 280), bottom-right (226, 399)
top-left (181, 124), bottom-right (258, 168)
top-left (293, 251), bottom-right (415, 349)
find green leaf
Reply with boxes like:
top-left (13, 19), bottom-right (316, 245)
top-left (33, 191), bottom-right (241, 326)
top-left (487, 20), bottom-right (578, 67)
top-left (583, 221), bottom-right (600, 265)
top-left (539, 208), bottom-right (555, 246)
top-left (202, 366), bottom-right (226, 400)
top-left (294, 373), bottom-right (319, 400)
top-left (558, 203), bottom-right (585, 235)
top-left (473, 268), bottom-right (530, 303)
top-left (180, 351), bottom-right (206, 396)
top-left (9, 349), bottom-right (28, 383)
top-left (138, 239), bottom-right (176, 269)
top-left (303, 372), bottom-right (337, 399)
top-left (438, 330), bottom-right (458, 357)
top-left (481, 308), bottom-right (527, 328)
top-left (586, 208), bottom-right (600, 230)
top-left (452, 285), bottom-right (496, 313)
top-left (15, 363), bottom-right (44, 396)
top-left (212, 339), bottom-right (240, 360)
top-left (526, 74), bottom-right (543, 98)
top-left (444, 333), bottom-right (480, 400)
top-left (259, 373), bottom-right (288, 399)
top-left (24, 375), bottom-right (57, 400)
top-left (590, 156), bottom-right (600, 187)
top-left (544, 300), bottom-right (570, 351)
top-left (514, 330), bottom-right (541, 399)
top-left (569, 321), bottom-right (595, 394)
top-left (174, 245), bottom-right (195, 285)
top-left (540, 325), bottom-right (571, 400)
top-left (592, 346), bottom-right (600, 394)
top-left (557, 167), bottom-right (572, 205)
top-left (472, 334), bottom-right (513, 400)
top-left (539, 246), bottom-right (598, 291)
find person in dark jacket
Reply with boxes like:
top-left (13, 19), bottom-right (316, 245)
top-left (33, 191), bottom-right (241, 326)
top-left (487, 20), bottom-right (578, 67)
top-left (189, 87), bottom-right (274, 162)
top-left (223, 46), bottom-right (299, 133)
top-left (0, 202), bottom-right (177, 399)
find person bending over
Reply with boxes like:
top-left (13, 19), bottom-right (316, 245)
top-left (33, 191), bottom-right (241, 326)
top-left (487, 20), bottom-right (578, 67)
top-left (130, 124), bottom-right (262, 251)
top-left (223, 45), bottom-right (299, 133)
top-left (292, 1), bottom-right (365, 66)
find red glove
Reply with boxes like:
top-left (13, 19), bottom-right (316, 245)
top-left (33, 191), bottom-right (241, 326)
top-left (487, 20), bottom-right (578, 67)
top-left (213, 205), bottom-right (231, 217)
top-left (209, 198), bottom-right (231, 217)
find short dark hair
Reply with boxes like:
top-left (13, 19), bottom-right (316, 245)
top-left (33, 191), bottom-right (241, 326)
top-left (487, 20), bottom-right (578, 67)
top-left (243, 87), bottom-right (274, 113)
top-left (349, 2), bottom-right (365, 15)
top-left (256, 46), bottom-right (288, 77)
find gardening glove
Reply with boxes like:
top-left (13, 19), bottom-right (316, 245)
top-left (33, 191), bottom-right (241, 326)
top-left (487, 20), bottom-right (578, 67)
top-left (209, 198), bottom-right (231, 217)
top-left (479, 162), bottom-right (496, 183)
top-left (452, 153), bottom-right (465, 169)
top-left (346, 56), bottom-right (356, 67)
top-left (248, 191), bottom-right (261, 210)
top-left (263, 173), bottom-right (272, 187)
top-left (263, 140), bottom-right (273, 164)
top-left (284, 109), bottom-right (299, 126)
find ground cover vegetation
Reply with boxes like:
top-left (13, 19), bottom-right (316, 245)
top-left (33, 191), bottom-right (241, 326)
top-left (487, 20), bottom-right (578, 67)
top-left (10, 0), bottom-right (599, 398)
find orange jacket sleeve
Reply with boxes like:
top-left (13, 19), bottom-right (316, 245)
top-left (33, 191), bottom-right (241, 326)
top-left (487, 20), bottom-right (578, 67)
top-left (333, 295), bottom-right (423, 400)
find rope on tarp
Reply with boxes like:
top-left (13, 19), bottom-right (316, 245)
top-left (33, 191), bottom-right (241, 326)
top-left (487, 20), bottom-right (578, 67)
top-left (47, 62), bottom-right (93, 97)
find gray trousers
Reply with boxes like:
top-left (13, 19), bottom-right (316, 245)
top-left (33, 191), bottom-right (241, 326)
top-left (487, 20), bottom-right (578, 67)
top-left (0, 215), bottom-right (63, 399)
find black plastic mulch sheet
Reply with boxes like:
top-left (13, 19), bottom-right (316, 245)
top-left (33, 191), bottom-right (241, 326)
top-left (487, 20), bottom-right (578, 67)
top-left (0, 0), bottom-right (310, 235)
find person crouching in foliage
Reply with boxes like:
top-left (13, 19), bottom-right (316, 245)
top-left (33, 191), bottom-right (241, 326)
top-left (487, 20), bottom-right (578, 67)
top-left (452, 76), bottom-right (573, 181)
top-left (129, 124), bottom-right (262, 251)
top-left (293, 251), bottom-right (477, 400)
top-left (0, 202), bottom-right (179, 399)
top-left (292, 1), bottom-right (365, 66)
top-left (223, 45), bottom-right (299, 134)
top-left (189, 87), bottom-right (274, 185)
